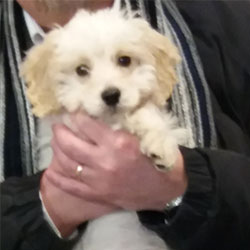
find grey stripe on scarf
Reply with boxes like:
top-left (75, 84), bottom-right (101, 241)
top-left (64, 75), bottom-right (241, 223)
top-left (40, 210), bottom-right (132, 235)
top-left (165, 0), bottom-right (217, 148)
top-left (0, 2), bottom-right (5, 181)
top-left (1, 0), bottom-right (36, 180)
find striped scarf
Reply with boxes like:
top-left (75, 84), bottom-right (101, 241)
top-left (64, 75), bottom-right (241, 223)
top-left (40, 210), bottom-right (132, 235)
top-left (0, 0), bottom-right (217, 181)
top-left (1, 0), bottom-right (36, 181)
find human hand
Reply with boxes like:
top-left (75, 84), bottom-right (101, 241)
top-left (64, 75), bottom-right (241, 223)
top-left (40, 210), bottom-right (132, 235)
top-left (46, 113), bottom-right (187, 212)
top-left (41, 140), bottom-right (118, 238)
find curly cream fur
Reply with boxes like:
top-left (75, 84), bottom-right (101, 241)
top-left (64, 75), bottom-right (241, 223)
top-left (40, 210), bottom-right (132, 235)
top-left (21, 9), bottom-right (180, 117)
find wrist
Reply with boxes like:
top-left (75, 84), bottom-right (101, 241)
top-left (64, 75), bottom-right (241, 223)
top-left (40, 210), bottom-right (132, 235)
top-left (40, 171), bottom-right (80, 238)
top-left (173, 150), bottom-right (188, 197)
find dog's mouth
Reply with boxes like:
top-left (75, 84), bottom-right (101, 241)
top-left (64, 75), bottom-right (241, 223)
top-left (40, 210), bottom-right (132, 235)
top-left (103, 106), bottom-right (122, 117)
top-left (87, 106), bottom-right (121, 120)
top-left (108, 106), bottom-right (119, 114)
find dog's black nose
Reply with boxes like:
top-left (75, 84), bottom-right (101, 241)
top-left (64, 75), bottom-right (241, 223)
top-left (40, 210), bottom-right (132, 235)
top-left (101, 87), bottom-right (121, 106)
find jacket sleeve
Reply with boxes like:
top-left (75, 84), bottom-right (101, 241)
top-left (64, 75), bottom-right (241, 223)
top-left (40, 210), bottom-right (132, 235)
top-left (138, 147), bottom-right (250, 250)
top-left (0, 173), bottom-right (81, 250)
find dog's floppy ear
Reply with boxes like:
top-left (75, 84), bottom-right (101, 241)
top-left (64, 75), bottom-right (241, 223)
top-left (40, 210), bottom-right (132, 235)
top-left (134, 19), bottom-right (181, 106)
top-left (20, 30), bottom-right (62, 117)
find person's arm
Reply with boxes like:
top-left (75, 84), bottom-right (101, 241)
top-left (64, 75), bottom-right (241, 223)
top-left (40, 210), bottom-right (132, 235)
top-left (138, 147), bottom-right (250, 250)
top-left (138, 2), bottom-right (250, 249)
top-left (1, 147), bottom-right (118, 250)
top-left (0, 173), bottom-right (81, 250)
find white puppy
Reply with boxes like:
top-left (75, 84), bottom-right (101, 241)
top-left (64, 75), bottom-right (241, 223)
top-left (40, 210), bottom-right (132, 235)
top-left (21, 8), bottom-right (186, 250)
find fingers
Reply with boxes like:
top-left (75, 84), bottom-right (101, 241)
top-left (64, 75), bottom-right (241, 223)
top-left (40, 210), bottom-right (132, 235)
top-left (51, 139), bottom-right (78, 177)
top-left (69, 114), bottom-right (94, 144)
top-left (53, 124), bottom-right (98, 166)
top-left (44, 169), bottom-right (99, 202)
top-left (72, 112), bottom-right (114, 145)
top-left (52, 142), bottom-right (97, 186)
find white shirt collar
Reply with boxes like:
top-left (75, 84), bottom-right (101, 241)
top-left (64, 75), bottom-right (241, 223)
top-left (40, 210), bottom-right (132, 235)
top-left (23, 0), bottom-right (123, 45)
top-left (23, 10), bottom-right (45, 45)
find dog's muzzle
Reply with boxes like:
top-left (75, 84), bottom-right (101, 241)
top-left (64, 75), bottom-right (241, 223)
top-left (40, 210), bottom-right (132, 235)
top-left (101, 87), bottom-right (121, 107)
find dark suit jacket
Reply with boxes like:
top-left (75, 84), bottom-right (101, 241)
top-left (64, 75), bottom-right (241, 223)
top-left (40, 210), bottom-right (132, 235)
top-left (1, 1), bottom-right (250, 250)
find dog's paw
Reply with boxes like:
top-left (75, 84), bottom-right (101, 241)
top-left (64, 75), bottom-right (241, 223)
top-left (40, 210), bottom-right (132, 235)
top-left (140, 131), bottom-right (180, 171)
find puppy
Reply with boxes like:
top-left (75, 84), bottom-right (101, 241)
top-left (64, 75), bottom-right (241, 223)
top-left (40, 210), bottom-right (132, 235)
top-left (21, 8), bottom-right (186, 250)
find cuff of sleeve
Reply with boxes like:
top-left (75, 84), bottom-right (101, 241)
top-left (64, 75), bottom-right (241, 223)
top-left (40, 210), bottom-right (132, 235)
top-left (39, 191), bottom-right (79, 240)
top-left (163, 147), bottom-right (215, 246)
top-left (174, 147), bottom-right (215, 220)
top-left (180, 146), bottom-right (214, 195)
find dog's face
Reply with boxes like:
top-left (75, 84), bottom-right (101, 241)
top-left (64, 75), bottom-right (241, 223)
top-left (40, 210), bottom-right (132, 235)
top-left (21, 9), bottom-right (180, 118)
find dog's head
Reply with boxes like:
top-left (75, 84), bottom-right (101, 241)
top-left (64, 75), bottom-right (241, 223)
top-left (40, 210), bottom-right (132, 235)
top-left (21, 9), bottom-right (180, 118)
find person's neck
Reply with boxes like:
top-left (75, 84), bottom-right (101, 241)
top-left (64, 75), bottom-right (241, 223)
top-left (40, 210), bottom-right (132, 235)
top-left (16, 0), bottom-right (114, 31)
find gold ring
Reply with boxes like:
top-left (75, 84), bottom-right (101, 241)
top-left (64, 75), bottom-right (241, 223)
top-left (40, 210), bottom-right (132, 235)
top-left (76, 165), bottom-right (83, 177)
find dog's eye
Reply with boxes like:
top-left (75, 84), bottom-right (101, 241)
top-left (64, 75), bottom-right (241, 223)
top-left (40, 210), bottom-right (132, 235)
top-left (76, 65), bottom-right (89, 77)
top-left (118, 56), bottom-right (131, 67)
